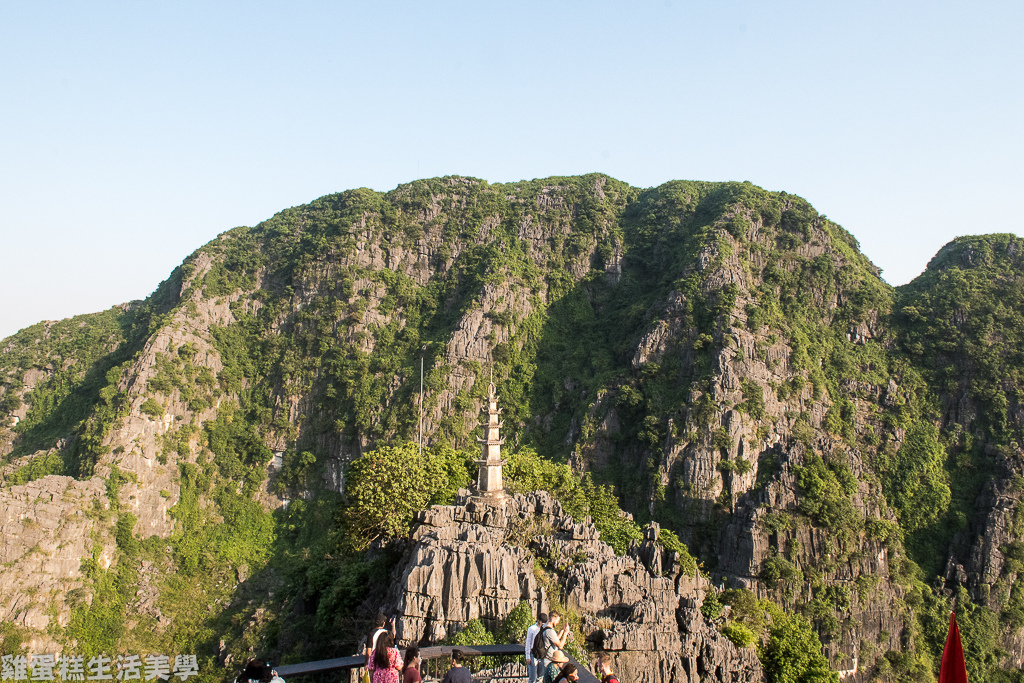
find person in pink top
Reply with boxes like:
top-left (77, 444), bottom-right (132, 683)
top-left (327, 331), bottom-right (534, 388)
top-left (367, 632), bottom-right (401, 683)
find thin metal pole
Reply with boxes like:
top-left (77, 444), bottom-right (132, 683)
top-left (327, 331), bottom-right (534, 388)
top-left (418, 354), bottom-right (424, 455)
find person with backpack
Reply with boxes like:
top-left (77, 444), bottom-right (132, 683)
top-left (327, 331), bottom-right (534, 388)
top-left (525, 612), bottom-right (546, 683)
top-left (365, 613), bottom-right (396, 662)
top-left (536, 610), bottom-right (571, 670)
top-left (595, 653), bottom-right (620, 683)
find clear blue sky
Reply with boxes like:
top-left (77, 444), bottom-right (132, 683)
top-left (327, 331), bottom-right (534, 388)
top-left (2, 1), bottom-right (1022, 340)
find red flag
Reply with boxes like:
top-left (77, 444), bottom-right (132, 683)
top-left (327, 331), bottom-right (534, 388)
top-left (938, 612), bottom-right (969, 683)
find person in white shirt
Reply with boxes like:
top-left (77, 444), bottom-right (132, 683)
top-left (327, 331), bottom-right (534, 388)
top-left (525, 612), bottom-right (547, 683)
top-left (364, 613), bottom-right (396, 665)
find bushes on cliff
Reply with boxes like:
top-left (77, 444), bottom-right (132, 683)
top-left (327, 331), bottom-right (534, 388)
top-left (1, 307), bottom-right (135, 467)
top-left (504, 448), bottom-right (642, 555)
top-left (140, 397), bottom-right (163, 419)
top-left (760, 554), bottom-right (803, 590)
top-left (877, 423), bottom-right (951, 533)
top-left (722, 621), bottom-right (757, 648)
top-left (794, 452), bottom-right (860, 537)
top-left (721, 588), bottom-right (766, 636)
top-left (759, 605), bottom-right (837, 683)
top-left (0, 622), bottom-right (25, 654)
top-left (342, 442), bottom-right (472, 549)
top-left (658, 527), bottom-right (699, 576)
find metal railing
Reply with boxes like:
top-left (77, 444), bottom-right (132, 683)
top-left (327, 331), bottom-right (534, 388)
top-left (274, 644), bottom-right (599, 683)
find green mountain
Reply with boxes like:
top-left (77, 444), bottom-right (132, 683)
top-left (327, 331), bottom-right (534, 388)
top-left (2, 175), bottom-right (1024, 683)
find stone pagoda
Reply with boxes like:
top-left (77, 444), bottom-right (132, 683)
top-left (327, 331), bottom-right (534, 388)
top-left (473, 383), bottom-right (507, 503)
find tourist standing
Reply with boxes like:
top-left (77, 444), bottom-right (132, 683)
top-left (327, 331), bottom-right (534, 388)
top-left (540, 611), bottom-right (571, 669)
top-left (440, 650), bottom-right (471, 683)
top-left (401, 646), bottom-right (421, 683)
top-left (542, 650), bottom-right (570, 683)
top-left (595, 653), bottom-right (620, 683)
top-left (368, 633), bottom-right (402, 683)
top-left (365, 614), bottom-right (396, 662)
top-left (525, 612), bottom-right (546, 683)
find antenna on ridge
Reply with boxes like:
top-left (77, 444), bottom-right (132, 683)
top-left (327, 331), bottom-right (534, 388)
top-left (418, 348), bottom-right (425, 456)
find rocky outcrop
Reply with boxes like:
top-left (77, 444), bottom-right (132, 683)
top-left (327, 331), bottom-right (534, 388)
top-left (388, 490), bottom-right (762, 683)
top-left (0, 254), bottom-right (281, 645)
top-left (0, 475), bottom-right (108, 651)
top-left (716, 439), bottom-right (908, 673)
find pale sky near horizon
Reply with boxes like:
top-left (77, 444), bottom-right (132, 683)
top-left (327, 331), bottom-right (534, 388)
top-left (2, 1), bottom-right (1022, 341)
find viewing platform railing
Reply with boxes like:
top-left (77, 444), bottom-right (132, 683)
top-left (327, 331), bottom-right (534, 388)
top-left (275, 644), bottom-right (599, 683)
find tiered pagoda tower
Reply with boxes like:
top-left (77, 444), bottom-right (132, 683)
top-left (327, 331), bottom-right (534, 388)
top-left (474, 383), bottom-right (506, 501)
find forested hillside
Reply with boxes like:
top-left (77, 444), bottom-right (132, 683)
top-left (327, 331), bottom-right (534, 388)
top-left (2, 174), bottom-right (1024, 683)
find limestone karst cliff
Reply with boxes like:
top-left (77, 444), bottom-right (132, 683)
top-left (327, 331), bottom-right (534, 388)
top-left (388, 490), bottom-right (761, 683)
top-left (2, 174), bottom-right (1024, 682)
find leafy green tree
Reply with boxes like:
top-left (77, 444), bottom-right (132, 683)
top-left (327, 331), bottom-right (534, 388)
top-left (759, 606), bottom-right (837, 683)
top-left (445, 619), bottom-right (495, 646)
top-left (499, 600), bottom-right (536, 644)
top-left (342, 442), bottom-right (472, 548)
top-left (721, 588), bottom-right (765, 635)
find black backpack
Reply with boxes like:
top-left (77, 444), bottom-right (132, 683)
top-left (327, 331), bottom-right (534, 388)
top-left (531, 626), bottom-right (553, 660)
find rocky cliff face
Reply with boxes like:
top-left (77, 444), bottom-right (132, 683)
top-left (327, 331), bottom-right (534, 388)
top-left (389, 490), bottom-right (761, 683)
top-left (0, 476), bottom-right (107, 646)
top-left (1, 175), bottom-right (1023, 681)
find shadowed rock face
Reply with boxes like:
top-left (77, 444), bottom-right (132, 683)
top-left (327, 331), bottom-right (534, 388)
top-left (387, 490), bottom-right (762, 683)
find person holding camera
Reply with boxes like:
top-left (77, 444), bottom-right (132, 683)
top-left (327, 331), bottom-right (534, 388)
top-left (363, 613), bottom-right (398, 683)
top-left (539, 611), bottom-right (571, 670)
top-left (365, 613), bottom-right (397, 659)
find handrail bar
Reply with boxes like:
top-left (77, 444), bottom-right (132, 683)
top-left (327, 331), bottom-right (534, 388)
top-left (274, 644), bottom-right (599, 682)
top-left (275, 655), bottom-right (364, 677)
top-left (275, 645), bottom-right (524, 676)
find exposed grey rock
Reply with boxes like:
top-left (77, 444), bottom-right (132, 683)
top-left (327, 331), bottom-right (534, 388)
top-left (387, 491), bottom-right (762, 683)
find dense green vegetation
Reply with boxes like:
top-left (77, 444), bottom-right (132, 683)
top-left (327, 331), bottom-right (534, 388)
top-left (759, 603), bottom-right (837, 683)
top-left (5, 177), bottom-right (1024, 682)
top-left (341, 442), bottom-right (471, 548)
top-left (1, 272), bottom-right (182, 479)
